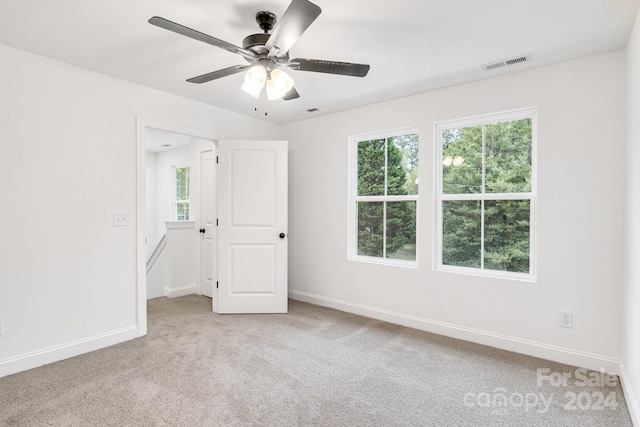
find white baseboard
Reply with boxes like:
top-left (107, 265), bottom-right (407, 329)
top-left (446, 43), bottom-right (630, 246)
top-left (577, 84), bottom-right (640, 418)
top-left (289, 290), bottom-right (621, 374)
top-left (620, 363), bottom-right (640, 427)
top-left (164, 284), bottom-right (197, 298)
top-left (0, 325), bottom-right (138, 378)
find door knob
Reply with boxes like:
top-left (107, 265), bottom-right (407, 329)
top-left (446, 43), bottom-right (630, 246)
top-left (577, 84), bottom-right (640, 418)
top-left (279, 232), bottom-right (286, 239)
top-left (199, 228), bottom-right (206, 234)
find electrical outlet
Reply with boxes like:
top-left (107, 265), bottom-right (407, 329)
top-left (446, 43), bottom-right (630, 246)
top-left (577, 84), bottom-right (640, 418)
top-left (560, 311), bottom-right (573, 329)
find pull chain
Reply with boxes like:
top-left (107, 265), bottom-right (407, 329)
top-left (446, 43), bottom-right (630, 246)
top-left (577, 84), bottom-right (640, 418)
top-left (254, 106), bottom-right (268, 116)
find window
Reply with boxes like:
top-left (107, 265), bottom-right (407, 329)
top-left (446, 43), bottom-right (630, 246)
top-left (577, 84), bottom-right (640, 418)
top-left (435, 108), bottom-right (536, 280)
top-left (349, 129), bottom-right (419, 265)
top-left (174, 166), bottom-right (190, 221)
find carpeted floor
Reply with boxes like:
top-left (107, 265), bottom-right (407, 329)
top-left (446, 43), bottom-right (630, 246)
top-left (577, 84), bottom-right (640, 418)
top-left (0, 295), bottom-right (633, 426)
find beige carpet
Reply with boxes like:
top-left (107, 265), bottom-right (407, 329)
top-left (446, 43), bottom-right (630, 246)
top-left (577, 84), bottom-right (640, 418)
top-left (0, 295), bottom-right (633, 426)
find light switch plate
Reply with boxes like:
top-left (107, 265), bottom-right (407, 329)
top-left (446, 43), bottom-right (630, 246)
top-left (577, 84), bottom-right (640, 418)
top-left (113, 212), bottom-right (129, 227)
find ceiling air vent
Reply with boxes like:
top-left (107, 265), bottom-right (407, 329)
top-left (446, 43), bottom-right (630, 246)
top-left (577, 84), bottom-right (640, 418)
top-left (483, 54), bottom-right (532, 71)
top-left (295, 108), bottom-right (320, 115)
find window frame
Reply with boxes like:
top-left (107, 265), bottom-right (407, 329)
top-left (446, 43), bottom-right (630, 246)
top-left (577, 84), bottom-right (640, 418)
top-left (348, 127), bottom-right (420, 268)
top-left (172, 164), bottom-right (190, 221)
top-left (434, 108), bottom-right (537, 281)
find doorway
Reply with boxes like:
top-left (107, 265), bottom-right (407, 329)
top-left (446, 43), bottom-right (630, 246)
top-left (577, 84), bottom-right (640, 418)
top-left (136, 117), bottom-right (218, 337)
top-left (145, 129), bottom-right (191, 299)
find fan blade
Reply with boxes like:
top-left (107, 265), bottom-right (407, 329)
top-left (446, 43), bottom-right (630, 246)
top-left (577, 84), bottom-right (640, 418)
top-left (265, 0), bottom-right (321, 56)
top-left (187, 65), bottom-right (251, 84)
top-left (149, 16), bottom-right (255, 60)
top-left (289, 58), bottom-right (370, 77)
top-left (283, 87), bottom-right (300, 101)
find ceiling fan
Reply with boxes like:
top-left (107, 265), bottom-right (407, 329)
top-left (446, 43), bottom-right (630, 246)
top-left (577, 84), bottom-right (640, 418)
top-left (149, 0), bottom-right (370, 101)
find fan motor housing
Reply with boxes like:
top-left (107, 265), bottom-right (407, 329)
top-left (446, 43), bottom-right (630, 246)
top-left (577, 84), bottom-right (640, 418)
top-left (242, 33), bottom-right (270, 52)
top-left (242, 32), bottom-right (289, 68)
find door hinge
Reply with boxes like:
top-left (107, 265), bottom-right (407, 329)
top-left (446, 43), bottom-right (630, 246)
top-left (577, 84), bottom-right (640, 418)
top-left (216, 281), bottom-right (219, 289)
top-left (216, 156), bottom-right (219, 164)
top-left (216, 218), bottom-right (219, 226)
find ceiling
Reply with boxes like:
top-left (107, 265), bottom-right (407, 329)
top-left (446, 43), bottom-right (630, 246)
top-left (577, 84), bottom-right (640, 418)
top-left (145, 128), bottom-right (191, 152)
top-left (1, 0), bottom-right (638, 125)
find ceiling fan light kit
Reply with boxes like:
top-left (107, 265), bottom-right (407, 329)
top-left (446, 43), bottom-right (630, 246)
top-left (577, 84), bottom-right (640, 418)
top-left (240, 65), bottom-right (294, 101)
top-left (148, 0), bottom-right (370, 103)
top-left (241, 65), bottom-right (267, 98)
top-left (266, 68), bottom-right (295, 100)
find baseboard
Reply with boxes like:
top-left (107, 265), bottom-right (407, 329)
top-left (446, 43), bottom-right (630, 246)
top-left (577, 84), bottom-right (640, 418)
top-left (0, 325), bottom-right (138, 378)
top-left (620, 363), bottom-right (640, 427)
top-left (289, 290), bottom-right (621, 374)
top-left (164, 284), bottom-right (197, 298)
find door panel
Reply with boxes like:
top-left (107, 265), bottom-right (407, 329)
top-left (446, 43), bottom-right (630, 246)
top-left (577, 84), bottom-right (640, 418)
top-left (230, 244), bottom-right (276, 294)
top-left (217, 140), bottom-right (287, 314)
top-left (230, 150), bottom-right (277, 226)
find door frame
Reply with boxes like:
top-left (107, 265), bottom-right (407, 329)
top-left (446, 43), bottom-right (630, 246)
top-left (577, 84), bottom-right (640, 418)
top-left (136, 116), bottom-right (218, 337)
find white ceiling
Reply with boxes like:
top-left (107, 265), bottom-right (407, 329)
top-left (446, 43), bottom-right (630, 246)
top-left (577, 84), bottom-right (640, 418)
top-left (1, 0), bottom-right (638, 125)
top-left (145, 128), bottom-right (191, 152)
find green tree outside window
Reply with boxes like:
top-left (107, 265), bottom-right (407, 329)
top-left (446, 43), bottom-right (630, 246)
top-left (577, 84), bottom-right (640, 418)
top-left (356, 133), bottom-right (419, 261)
top-left (175, 166), bottom-right (190, 221)
top-left (439, 114), bottom-right (534, 276)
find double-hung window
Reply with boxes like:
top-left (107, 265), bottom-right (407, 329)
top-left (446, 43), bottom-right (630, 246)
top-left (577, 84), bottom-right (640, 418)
top-left (435, 108), bottom-right (536, 280)
top-left (349, 129), bottom-right (419, 266)
top-left (173, 165), bottom-right (190, 221)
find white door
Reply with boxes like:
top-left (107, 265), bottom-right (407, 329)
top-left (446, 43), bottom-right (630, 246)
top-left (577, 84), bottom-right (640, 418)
top-left (216, 140), bottom-right (288, 314)
top-left (200, 150), bottom-right (216, 298)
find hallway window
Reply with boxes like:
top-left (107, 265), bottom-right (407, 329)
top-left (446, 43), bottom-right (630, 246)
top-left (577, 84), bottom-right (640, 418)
top-left (174, 166), bottom-right (190, 220)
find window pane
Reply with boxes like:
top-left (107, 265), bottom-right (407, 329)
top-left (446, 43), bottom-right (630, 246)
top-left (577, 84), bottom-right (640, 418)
top-left (358, 139), bottom-right (385, 196)
top-left (484, 200), bottom-right (530, 273)
top-left (386, 201), bottom-right (417, 261)
top-left (176, 167), bottom-right (190, 200)
top-left (176, 202), bottom-right (190, 221)
top-left (485, 119), bottom-right (532, 193)
top-left (442, 127), bottom-right (482, 194)
top-left (357, 202), bottom-right (384, 257)
top-left (442, 200), bottom-right (481, 268)
top-left (388, 134), bottom-right (419, 196)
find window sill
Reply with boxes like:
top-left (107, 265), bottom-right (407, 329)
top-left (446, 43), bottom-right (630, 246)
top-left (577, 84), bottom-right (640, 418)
top-left (165, 220), bottom-right (196, 229)
top-left (434, 264), bottom-right (536, 282)
top-left (349, 255), bottom-right (418, 269)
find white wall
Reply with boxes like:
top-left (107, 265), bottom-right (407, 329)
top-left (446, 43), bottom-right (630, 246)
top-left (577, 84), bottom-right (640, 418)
top-left (0, 43), bottom-right (281, 376)
top-left (163, 222), bottom-right (197, 298)
top-left (145, 151), bottom-right (158, 261)
top-left (284, 51), bottom-right (627, 372)
top-left (624, 7), bottom-right (640, 425)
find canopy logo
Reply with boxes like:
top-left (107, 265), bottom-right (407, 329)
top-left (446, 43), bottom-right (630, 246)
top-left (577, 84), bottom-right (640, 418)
top-left (463, 389), bottom-right (553, 414)
top-left (462, 368), bottom-right (620, 415)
